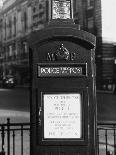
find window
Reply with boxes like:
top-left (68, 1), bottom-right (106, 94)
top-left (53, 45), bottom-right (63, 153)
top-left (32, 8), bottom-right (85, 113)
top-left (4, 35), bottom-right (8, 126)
top-left (87, 17), bottom-right (94, 29)
top-left (14, 16), bottom-right (16, 36)
top-left (73, 0), bottom-right (78, 13)
top-left (8, 17), bottom-right (12, 38)
top-left (9, 45), bottom-right (12, 57)
top-left (0, 19), bottom-right (3, 41)
top-left (33, 7), bottom-right (36, 13)
top-left (87, 0), bottom-right (94, 9)
top-left (4, 19), bottom-right (6, 40)
top-left (24, 11), bottom-right (27, 32)
top-left (22, 11), bottom-right (28, 33)
top-left (45, 0), bottom-right (49, 22)
top-left (87, 17), bottom-right (94, 33)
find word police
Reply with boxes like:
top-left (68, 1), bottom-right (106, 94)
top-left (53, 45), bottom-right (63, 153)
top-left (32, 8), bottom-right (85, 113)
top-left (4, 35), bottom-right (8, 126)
top-left (38, 66), bottom-right (83, 77)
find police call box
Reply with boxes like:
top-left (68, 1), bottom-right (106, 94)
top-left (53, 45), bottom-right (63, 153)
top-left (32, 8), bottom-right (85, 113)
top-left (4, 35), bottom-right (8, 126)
top-left (29, 2), bottom-right (96, 153)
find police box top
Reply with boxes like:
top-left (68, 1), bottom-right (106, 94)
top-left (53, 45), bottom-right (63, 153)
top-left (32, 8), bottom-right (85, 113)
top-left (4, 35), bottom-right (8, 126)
top-left (28, 20), bottom-right (96, 50)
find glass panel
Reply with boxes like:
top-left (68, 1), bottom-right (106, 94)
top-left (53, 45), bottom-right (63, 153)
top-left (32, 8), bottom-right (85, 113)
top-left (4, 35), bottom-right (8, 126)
top-left (52, 0), bottom-right (71, 19)
top-left (43, 93), bottom-right (82, 139)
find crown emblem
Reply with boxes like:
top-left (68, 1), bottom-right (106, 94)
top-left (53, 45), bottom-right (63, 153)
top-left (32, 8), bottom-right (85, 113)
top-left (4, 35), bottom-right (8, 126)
top-left (47, 43), bottom-right (76, 61)
top-left (55, 44), bottom-right (70, 61)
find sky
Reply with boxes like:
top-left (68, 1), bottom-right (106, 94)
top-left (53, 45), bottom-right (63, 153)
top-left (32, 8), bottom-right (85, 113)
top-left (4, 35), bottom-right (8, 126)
top-left (0, 0), bottom-right (2, 7)
top-left (101, 0), bottom-right (116, 42)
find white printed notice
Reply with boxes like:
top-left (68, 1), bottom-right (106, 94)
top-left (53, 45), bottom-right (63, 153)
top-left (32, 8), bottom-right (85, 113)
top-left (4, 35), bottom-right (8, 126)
top-left (44, 94), bottom-right (82, 139)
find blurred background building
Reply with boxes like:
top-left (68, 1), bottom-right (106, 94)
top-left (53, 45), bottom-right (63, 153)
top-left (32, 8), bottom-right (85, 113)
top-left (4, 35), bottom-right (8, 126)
top-left (0, 0), bottom-right (49, 85)
top-left (0, 0), bottom-right (115, 91)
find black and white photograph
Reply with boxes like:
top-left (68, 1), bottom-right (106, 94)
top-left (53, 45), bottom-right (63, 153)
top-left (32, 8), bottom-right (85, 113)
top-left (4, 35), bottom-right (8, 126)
top-left (0, 0), bottom-right (116, 155)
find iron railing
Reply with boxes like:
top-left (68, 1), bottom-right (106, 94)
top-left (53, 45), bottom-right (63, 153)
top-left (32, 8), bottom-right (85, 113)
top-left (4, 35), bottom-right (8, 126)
top-left (0, 118), bottom-right (30, 155)
top-left (0, 119), bottom-right (115, 155)
top-left (97, 121), bottom-right (116, 155)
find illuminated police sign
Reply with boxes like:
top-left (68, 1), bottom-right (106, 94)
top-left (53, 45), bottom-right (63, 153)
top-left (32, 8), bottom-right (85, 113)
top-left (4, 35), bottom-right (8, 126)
top-left (52, 0), bottom-right (72, 19)
top-left (37, 64), bottom-right (87, 77)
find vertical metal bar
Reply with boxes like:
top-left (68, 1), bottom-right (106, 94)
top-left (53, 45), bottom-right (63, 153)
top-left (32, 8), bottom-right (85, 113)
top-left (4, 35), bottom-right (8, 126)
top-left (105, 129), bottom-right (108, 155)
top-left (12, 130), bottom-right (15, 155)
top-left (29, 47), bottom-right (33, 155)
top-left (97, 128), bottom-right (99, 155)
top-left (114, 127), bottom-right (116, 155)
top-left (1, 125), bottom-right (5, 152)
top-left (7, 118), bottom-right (10, 155)
top-left (21, 125), bottom-right (23, 155)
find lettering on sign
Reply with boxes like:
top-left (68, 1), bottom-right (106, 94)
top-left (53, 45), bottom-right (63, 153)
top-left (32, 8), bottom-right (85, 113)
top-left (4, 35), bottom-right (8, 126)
top-left (43, 94), bottom-right (82, 139)
top-left (37, 64), bottom-right (87, 77)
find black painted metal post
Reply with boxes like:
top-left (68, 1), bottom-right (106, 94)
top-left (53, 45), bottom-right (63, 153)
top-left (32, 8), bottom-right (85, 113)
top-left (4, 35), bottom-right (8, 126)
top-left (21, 125), bottom-right (23, 155)
top-left (105, 129), bottom-right (108, 155)
top-left (97, 129), bottom-right (99, 155)
top-left (29, 47), bottom-right (33, 155)
top-left (114, 127), bottom-right (116, 155)
top-left (12, 130), bottom-right (15, 155)
top-left (1, 125), bottom-right (5, 152)
top-left (7, 118), bottom-right (10, 155)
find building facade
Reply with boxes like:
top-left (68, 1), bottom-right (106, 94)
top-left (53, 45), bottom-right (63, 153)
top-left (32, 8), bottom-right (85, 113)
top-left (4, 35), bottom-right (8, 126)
top-left (0, 0), bottom-right (48, 84)
top-left (0, 0), bottom-right (32, 84)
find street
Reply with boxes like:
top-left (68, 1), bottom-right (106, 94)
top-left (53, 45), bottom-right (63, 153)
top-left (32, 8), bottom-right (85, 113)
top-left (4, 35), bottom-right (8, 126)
top-left (0, 87), bottom-right (29, 112)
top-left (0, 87), bottom-right (30, 123)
